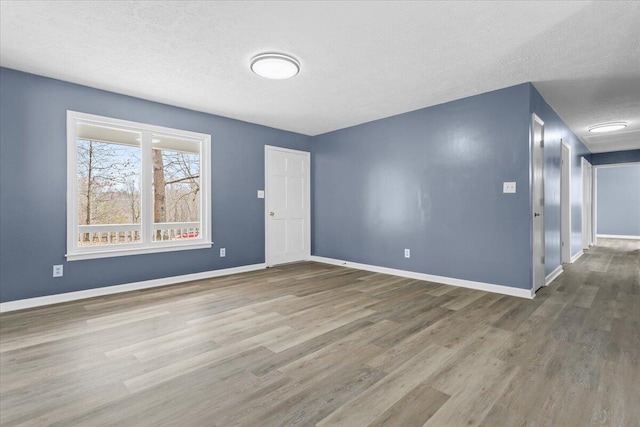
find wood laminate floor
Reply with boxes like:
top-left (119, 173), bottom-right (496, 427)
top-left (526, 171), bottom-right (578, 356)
top-left (1, 239), bottom-right (639, 426)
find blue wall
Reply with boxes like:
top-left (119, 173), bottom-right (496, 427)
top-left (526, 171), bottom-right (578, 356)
top-left (1, 68), bottom-right (595, 302)
top-left (591, 149), bottom-right (640, 165)
top-left (312, 84), bottom-right (533, 290)
top-left (529, 85), bottom-right (591, 273)
top-left (596, 164), bottom-right (640, 236)
top-left (0, 68), bottom-right (311, 303)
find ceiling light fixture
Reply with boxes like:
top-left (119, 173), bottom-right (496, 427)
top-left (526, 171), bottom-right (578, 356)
top-left (588, 122), bottom-right (627, 133)
top-left (250, 53), bottom-right (300, 80)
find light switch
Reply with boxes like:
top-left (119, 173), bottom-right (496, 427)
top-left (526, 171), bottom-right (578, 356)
top-left (257, 190), bottom-right (265, 199)
top-left (53, 265), bottom-right (63, 277)
top-left (503, 182), bottom-right (516, 193)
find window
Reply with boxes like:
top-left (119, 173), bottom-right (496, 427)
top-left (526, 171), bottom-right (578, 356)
top-left (67, 111), bottom-right (211, 260)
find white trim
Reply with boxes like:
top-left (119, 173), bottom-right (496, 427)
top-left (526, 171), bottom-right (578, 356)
top-left (66, 110), bottom-right (212, 260)
top-left (571, 250), bottom-right (584, 263)
top-left (530, 113), bottom-right (546, 292)
top-left (141, 130), bottom-right (153, 245)
top-left (67, 111), bottom-right (77, 261)
top-left (0, 263), bottom-right (266, 313)
top-left (597, 234), bottom-right (640, 240)
top-left (560, 139), bottom-right (571, 264)
top-left (581, 158), bottom-right (593, 250)
top-left (590, 166), bottom-right (598, 245)
top-left (66, 241), bottom-right (213, 261)
top-left (591, 162), bottom-right (596, 246)
top-left (264, 145), bottom-right (311, 267)
top-left (593, 161), bottom-right (640, 246)
top-left (593, 161), bottom-right (640, 169)
top-left (545, 265), bottom-right (563, 287)
top-left (264, 145), bottom-right (311, 156)
top-left (309, 256), bottom-right (534, 299)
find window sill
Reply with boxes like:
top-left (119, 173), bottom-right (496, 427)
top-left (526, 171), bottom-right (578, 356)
top-left (66, 241), bottom-right (213, 261)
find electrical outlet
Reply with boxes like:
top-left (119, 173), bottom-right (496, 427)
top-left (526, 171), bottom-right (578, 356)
top-left (220, 248), bottom-right (226, 257)
top-left (404, 249), bottom-right (410, 258)
top-left (53, 265), bottom-right (63, 277)
top-left (503, 182), bottom-right (516, 193)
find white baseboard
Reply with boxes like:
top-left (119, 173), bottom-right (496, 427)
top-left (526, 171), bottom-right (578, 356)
top-left (309, 256), bottom-right (534, 299)
top-left (571, 250), bottom-right (584, 263)
top-left (597, 234), bottom-right (640, 240)
top-left (545, 265), bottom-right (563, 287)
top-left (0, 263), bottom-right (267, 313)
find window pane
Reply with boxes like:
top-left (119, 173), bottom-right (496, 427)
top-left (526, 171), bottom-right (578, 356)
top-left (151, 134), bottom-right (201, 242)
top-left (76, 123), bottom-right (141, 246)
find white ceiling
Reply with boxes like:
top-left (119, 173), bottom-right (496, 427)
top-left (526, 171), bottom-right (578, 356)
top-left (1, 1), bottom-right (639, 152)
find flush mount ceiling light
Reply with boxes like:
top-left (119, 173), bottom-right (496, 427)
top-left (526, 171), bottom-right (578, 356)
top-left (250, 53), bottom-right (300, 80)
top-left (588, 122), bottom-right (627, 133)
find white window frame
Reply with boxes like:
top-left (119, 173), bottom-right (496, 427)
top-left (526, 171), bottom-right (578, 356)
top-left (66, 111), bottom-right (212, 261)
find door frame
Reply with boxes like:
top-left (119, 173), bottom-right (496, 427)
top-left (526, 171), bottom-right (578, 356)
top-left (530, 113), bottom-right (545, 292)
top-left (560, 139), bottom-right (571, 264)
top-left (264, 145), bottom-right (311, 266)
top-left (582, 158), bottom-right (593, 249)
top-left (593, 161), bottom-right (640, 244)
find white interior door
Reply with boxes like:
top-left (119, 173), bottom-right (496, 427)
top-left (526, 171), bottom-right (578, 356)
top-left (532, 114), bottom-right (545, 291)
top-left (265, 146), bottom-right (310, 266)
top-left (561, 141), bottom-right (571, 264)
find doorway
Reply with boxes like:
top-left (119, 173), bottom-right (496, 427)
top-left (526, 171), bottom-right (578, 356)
top-left (265, 145), bottom-right (311, 266)
top-left (531, 114), bottom-right (545, 292)
top-left (561, 140), bottom-right (571, 264)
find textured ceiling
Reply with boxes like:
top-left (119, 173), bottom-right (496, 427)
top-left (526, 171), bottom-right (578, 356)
top-left (1, 1), bottom-right (639, 152)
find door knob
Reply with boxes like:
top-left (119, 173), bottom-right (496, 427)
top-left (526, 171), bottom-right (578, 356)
top-left (269, 211), bottom-right (275, 216)
top-left (534, 212), bottom-right (541, 217)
